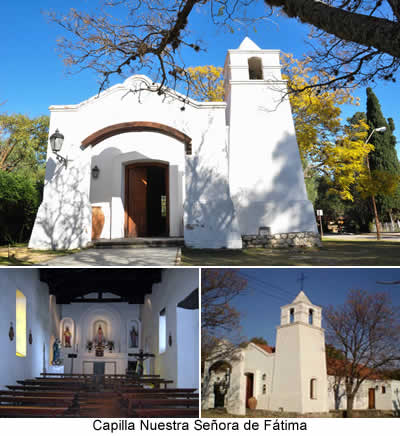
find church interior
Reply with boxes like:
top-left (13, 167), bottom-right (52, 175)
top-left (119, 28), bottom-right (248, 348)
top-left (0, 267), bottom-right (199, 417)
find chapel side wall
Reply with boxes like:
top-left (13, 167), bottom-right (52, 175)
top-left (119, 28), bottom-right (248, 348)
top-left (243, 345), bottom-right (275, 410)
top-left (0, 270), bottom-right (51, 388)
top-left (141, 269), bottom-right (199, 389)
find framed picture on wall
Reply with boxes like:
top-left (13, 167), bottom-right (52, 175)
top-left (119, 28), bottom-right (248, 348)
top-left (127, 320), bottom-right (141, 352)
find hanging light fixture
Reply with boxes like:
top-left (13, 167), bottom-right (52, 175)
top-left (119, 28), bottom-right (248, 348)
top-left (92, 165), bottom-right (100, 179)
top-left (49, 129), bottom-right (68, 166)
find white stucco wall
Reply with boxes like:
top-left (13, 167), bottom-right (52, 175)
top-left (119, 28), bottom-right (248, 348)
top-left (243, 343), bottom-right (275, 410)
top-left (29, 38), bottom-right (319, 250)
top-left (141, 268), bottom-right (199, 389)
top-left (0, 269), bottom-right (59, 389)
top-left (225, 45), bottom-right (317, 237)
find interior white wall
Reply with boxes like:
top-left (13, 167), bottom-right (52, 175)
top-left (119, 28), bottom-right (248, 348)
top-left (176, 307), bottom-right (199, 388)
top-left (0, 269), bottom-right (59, 389)
top-left (141, 269), bottom-right (199, 388)
top-left (59, 298), bottom-right (140, 374)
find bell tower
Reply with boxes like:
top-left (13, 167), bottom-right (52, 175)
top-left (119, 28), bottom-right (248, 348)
top-left (269, 291), bottom-right (329, 413)
top-left (224, 37), bottom-right (318, 242)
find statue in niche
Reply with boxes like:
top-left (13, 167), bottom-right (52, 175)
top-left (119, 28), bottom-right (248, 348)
top-left (95, 325), bottom-right (105, 345)
top-left (63, 326), bottom-right (72, 347)
top-left (52, 339), bottom-right (62, 365)
top-left (129, 324), bottom-right (138, 348)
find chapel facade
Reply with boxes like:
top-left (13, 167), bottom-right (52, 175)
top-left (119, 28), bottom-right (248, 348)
top-left (29, 37), bottom-right (319, 250)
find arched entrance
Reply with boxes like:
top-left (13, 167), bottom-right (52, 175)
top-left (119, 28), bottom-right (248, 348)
top-left (124, 162), bottom-right (169, 237)
top-left (208, 361), bottom-right (232, 408)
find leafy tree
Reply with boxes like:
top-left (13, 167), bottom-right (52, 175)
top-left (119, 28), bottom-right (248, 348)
top-left (325, 289), bottom-right (400, 417)
top-left (366, 88), bottom-right (400, 222)
top-left (0, 171), bottom-right (42, 244)
top-left (48, 0), bottom-right (400, 93)
top-left (187, 66), bottom-right (224, 102)
top-left (202, 269), bottom-right (247, 365)
top-left (0, 114), bottom-right (49, 173)
top-left (281, 54), bottom-right (370, 201)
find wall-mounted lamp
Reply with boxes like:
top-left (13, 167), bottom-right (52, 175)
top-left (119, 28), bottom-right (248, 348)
top-left (50, 129), bottom-right (68, 167)
top-left (168, 332), bottom-right (173, 347)
top-left (92, 165), bottom-right (100, 179)
top-left (9, 322), bottom-right (14, 341)
top-left (29, 329), bottom-right (33, 345)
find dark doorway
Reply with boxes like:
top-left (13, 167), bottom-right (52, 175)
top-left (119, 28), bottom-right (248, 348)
top-left (368, 388), bottom-right (376, 409)
top-left (245, 373), bottom-right (254, 408)
top-left (214, 380), bottom-right (226, 408)
top-left (125, 163), bottom-right (169, 237)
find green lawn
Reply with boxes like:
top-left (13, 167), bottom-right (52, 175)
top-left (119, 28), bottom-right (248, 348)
top-left (0, 244), bottom-right (82, 266)
top-left (182, 239), bottom-right (400, 266)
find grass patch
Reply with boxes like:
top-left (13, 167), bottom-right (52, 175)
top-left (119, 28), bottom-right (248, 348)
top-left (182, 239), bottom-right (400, 266)
top-left (0, 244), bottom-right (83, 266)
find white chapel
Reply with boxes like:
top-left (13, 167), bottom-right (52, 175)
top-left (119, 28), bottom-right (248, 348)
top-left (202, 291), bottom-right (400, 416)
top-left (29, 37), bottom-right (319, 251)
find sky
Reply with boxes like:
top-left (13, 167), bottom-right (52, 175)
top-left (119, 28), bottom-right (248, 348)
top-left (1, 1), bottom-right (399, 154)
top-left (225, 268), bottom-right (400, 346)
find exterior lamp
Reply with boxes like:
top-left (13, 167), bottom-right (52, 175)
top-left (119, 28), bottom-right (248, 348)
top-left (92, 165), bottom-right (100, 179)
top-left (365, 125), bottom-right (387, 240)
top-left (49, 129), bottom-right (68, 166)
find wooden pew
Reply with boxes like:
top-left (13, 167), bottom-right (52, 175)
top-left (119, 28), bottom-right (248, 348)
top-left (0, 395), bottom-right (75, 407)
top-left (0, 405), bottom-right (68, 417)
top-left (122, 392), bottom-right (199, 399)
top-left (128, 398), bottom-right (198, 408)
top-left (0, 390), bottom-right (78, 397)
top-left (6, 385), bottom-right (79, 392)
top-left (130, 408), bottom-right (198, 418)
top-left (121, 388), bottom-right (197, 394)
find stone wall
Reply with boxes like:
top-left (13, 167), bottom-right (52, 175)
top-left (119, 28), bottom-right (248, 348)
top-left (242, 232), bottom-right (322, 249)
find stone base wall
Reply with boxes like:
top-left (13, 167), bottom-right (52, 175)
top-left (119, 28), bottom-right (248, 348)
top-left (242, 232), bottom-right (322, 249)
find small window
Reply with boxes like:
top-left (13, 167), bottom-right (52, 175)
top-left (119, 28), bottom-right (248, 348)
top-left (263, 384), bottom-right (266, 394)
top-left (16, 290), bottom-right (27, 357)
top-left (290, 308), bottom-right (295, 323)
top-left (262, 373), bottom-right (266, 381)
top-left (159, 308), bottom-right (166, 353)
top-left (310, 378), bottom-right (317, 399)
top-left (248, 57), bottom-right (263, 80)
top-left (309, 309), bottom-right (314, 325)
top-left (382, 386), bottom-right (386, 394)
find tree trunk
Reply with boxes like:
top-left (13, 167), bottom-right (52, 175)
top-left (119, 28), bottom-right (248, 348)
top-left (346, 393), bottom-right (355, 418)
top-left (264, 0), bottom-right (400, 58)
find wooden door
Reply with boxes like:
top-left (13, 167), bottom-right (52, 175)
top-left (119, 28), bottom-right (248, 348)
top-left (126, 166), bottom-right (147, 237)
top-left (245, 373), bottom-right (254, 408)
top-left (368, 388), bottom-right (375, 409)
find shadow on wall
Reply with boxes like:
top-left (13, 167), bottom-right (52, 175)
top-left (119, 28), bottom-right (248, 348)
top-left (185, 121), bottom-right (240, 248)
top-left (233, 131), bottom-right (316, 234)
top-left (30, 157), bottom-right (90, 250)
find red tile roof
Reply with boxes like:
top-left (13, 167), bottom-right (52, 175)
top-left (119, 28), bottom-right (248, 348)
top-left (253, 343), bottom-right (275, 354)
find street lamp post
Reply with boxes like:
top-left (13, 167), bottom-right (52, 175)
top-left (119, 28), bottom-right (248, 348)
top-left (365, 126), bottom-right (386, 241)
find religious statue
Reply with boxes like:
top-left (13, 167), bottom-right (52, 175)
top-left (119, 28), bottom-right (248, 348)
top-left (63, 326), bottom-right (72, 348)
top-left (95, 325), bottom-right (104, 345)
top-left (52, 339), bottom-right (61, 365)
top-left (129, 324), bottom-right (138, 348)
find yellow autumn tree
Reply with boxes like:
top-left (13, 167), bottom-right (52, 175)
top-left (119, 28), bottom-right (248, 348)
top-left (187, 66), bottom-right (224, 102)
top-left (188, 58), bottom-right (372, 201)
